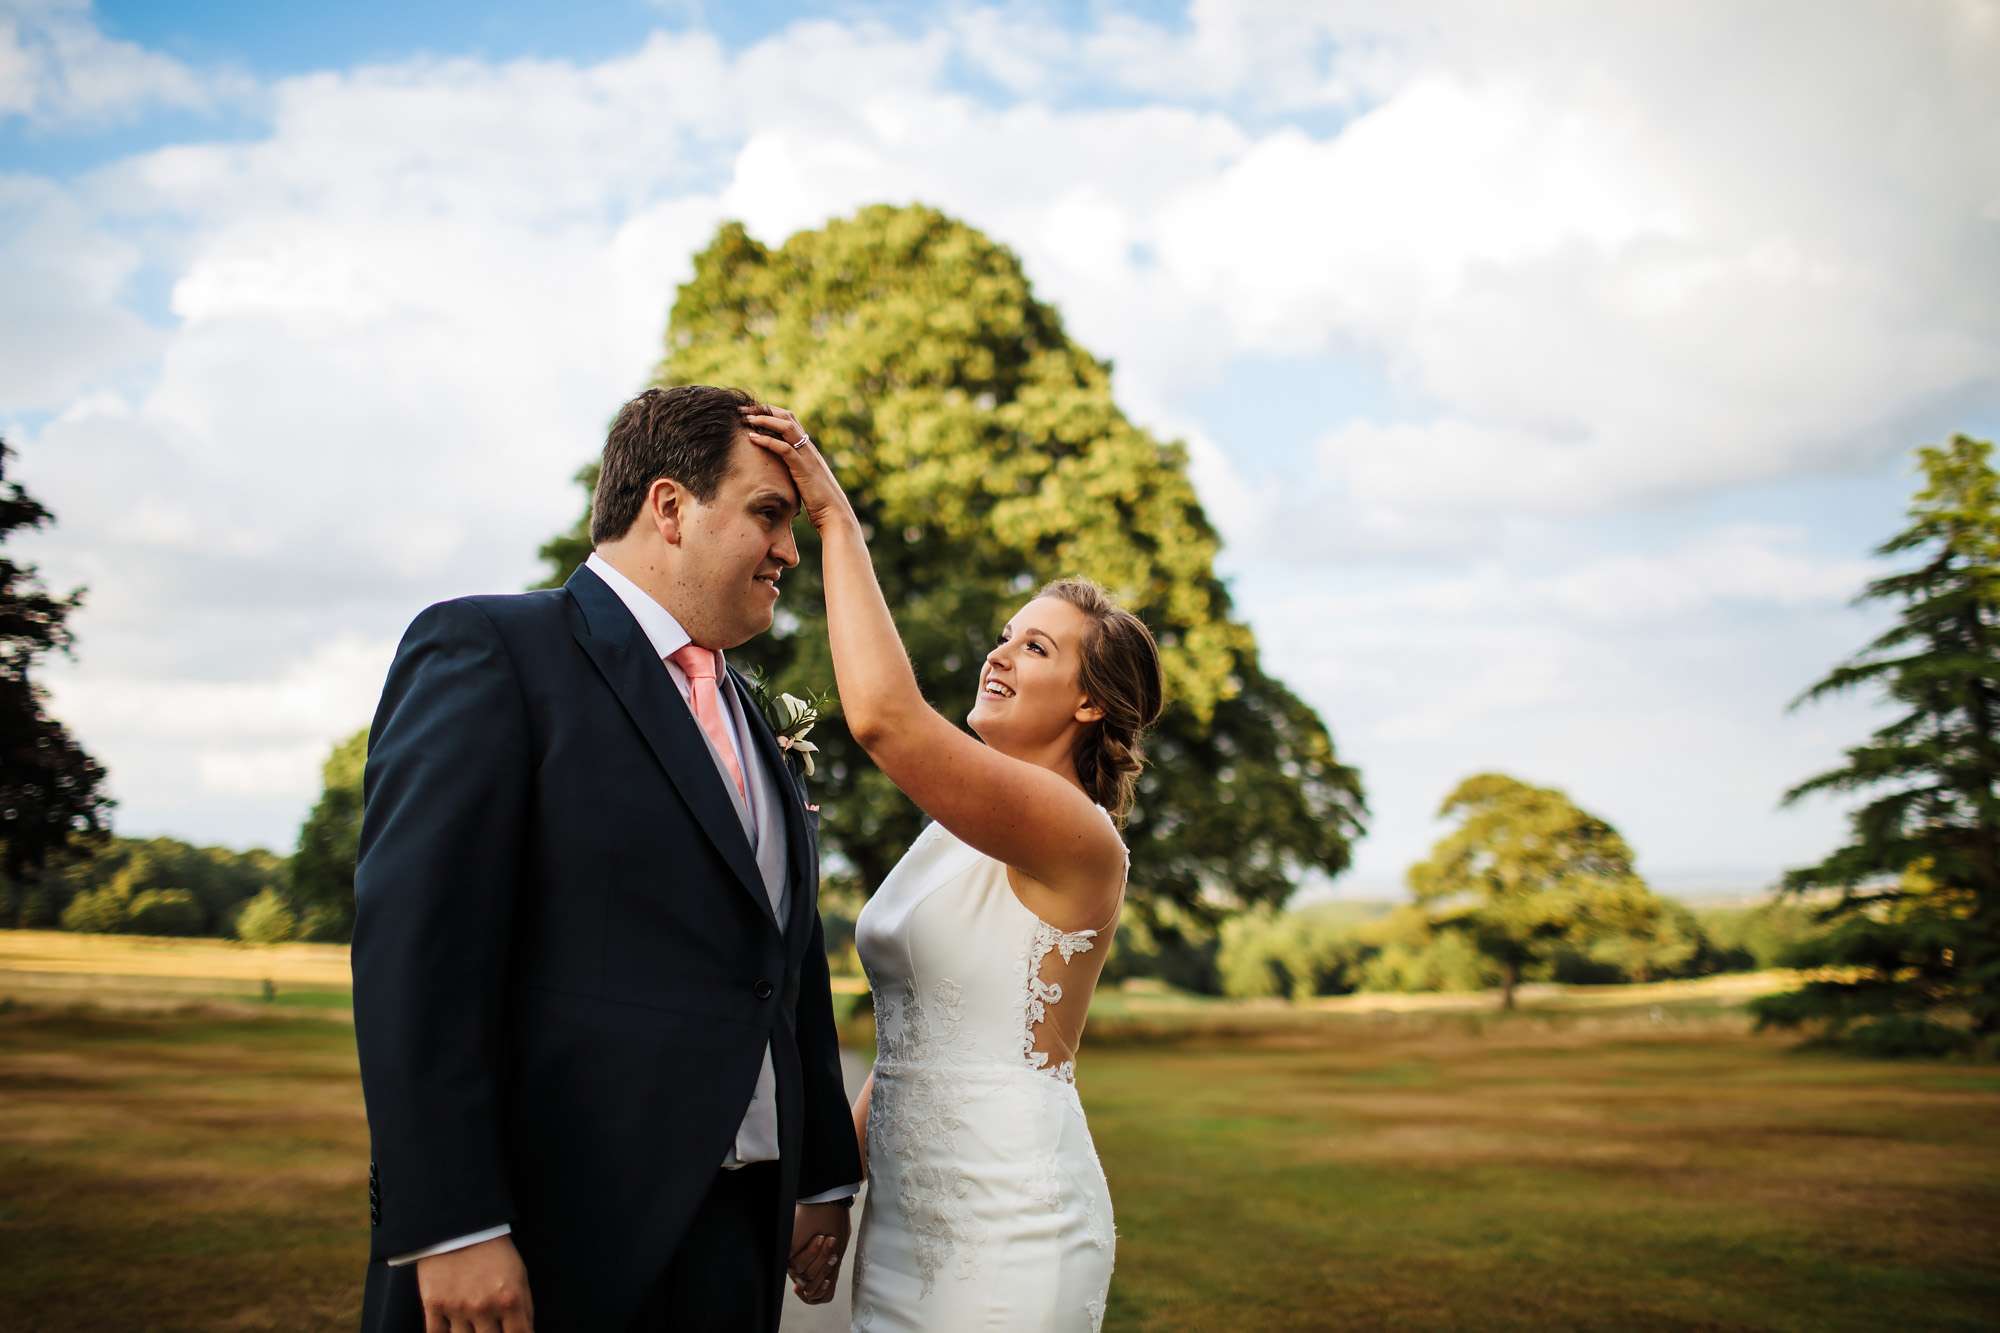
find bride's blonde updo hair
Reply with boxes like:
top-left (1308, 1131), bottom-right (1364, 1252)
top-left (1038, 577), bottom-right (1166, 824)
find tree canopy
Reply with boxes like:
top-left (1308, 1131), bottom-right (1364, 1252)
top-left (1407, 772), bottom-right (1665, 1009)
top-left (289, 728), bottom-right (366, 942)
top-left (1753, 434), bottom-right (2000, 1057)
top-left (540, 204), bottom-right (1366, 930)
top-left (0, 439), bottom-right (110, 883)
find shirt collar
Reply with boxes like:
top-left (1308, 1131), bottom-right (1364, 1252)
top-left (585, 551), bottom-right (722, 671)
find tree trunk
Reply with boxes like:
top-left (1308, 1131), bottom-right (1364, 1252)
top-left (1501, 960), bottom-right (1519, 1011)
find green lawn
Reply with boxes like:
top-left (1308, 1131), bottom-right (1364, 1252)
top-left (0, 1009), bottom-right (368, 1331)
top-left (1086, 1015), bottom-right (2000, 1331)
top-left (0, 996), bottom-right (1995, 1330)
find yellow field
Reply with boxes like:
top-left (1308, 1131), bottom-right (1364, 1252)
top-left (0, 930), bottom-right (876, 1016)
top-left (0, 929), bottom-right (354, 1014)
top-left (0, 929), bottom-right (1796, 1024)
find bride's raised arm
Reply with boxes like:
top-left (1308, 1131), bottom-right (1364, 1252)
top-left (741, 406), bottom-right (1128, 901)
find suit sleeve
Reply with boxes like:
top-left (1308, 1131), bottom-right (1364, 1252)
top-left (352, 600), bottom-right (532, 1262)
top-left (793, 904), bottom-right (864, 1200)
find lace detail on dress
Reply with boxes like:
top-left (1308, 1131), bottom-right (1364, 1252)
top-left (1080, 1167), bottom-right (1111, 1251)
top-left (1023, 920), bottom-right (1097, 1083)
top-left (1027, 1148), bottom-right (1064, 1212)
top-left (1100, 804), bottom-right (1130, 872)
top-left (851, 1227), bottom-right (880, 1328)
top-left (869, 974), bottom-right (980, 1297)
top-left (875, 974), bottom-right (964, 1065)
top-left (1087, 1293), bottom-right (1108, 1332)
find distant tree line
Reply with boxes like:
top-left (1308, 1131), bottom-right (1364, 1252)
top-left (0, 836), bottom-right (284, 939)
top-left (1208, 896), bottom-right (1833, 1002)
top-left (0, 727), bottom-right (362, 947)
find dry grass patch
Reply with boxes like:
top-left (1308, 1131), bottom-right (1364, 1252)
top-left (0, 930), bottom-right (353, 986)
top-left (0, 1007), bottom-right (369, 1332)
top-left (1085, 1015), bottom-right (2000, 1331)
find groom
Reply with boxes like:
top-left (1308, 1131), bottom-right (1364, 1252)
top-left (352, 385), bottom-right (861, 1331)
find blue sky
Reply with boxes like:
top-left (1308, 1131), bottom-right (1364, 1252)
top-left (4, 0), bottom-right (1996, 897)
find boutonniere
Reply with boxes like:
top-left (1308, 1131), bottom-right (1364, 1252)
top-left (746, 669), bottom-right (833, 784)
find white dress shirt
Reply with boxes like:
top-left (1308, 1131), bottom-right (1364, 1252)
top-left (388, 553), bottom-right (856, 1266)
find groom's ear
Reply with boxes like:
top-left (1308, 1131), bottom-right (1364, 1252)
top-left (648, 477), bottom-right (686, 545)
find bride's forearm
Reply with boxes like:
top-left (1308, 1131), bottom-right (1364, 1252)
top-left (818, 517), bottom-right (926, 746)
top-left (852, 1068), bottom-right (873, 1178)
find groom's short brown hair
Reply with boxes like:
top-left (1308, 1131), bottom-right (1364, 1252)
top-left (591, 384), bottom-right (757, 544)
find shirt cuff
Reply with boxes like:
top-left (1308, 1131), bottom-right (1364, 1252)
top-left (387, 1223), bottom-right (512, 1267)
top-left (798, 1183), bottom-right (862, 1205)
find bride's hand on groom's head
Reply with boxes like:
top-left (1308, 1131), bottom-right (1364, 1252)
top-left (740, 404), bottom-right (856, 533)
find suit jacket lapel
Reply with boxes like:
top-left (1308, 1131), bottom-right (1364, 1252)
top-left (565, 566), bottom-right (776, 932)
top-left (728, 666), bottom-right (815, 947)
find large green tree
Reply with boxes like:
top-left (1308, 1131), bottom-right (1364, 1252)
top-left (1753, 434), bottom-right (2000, 1057)
top-left (289, 728), bottom-right (366, 941)
top-left (1407, 772), bottom-right (1665, 1009)
top-left (541, 205), bottom-right (1366, 936)
top-left (0, 439), bottom-right (111, 889)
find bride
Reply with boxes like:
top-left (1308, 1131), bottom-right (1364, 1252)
top-left (741, 405), bottom-right (1165, 1330)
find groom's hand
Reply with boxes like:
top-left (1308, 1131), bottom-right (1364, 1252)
top-left (788, 1202), bottom-right (851, 1305)
top-left (415, 1234), bottom-right (534, 1333)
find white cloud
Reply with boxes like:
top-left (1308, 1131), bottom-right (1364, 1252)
top-left (654, 1), bottom-right (2000, 541)
top-left (49, 633), bottom-right (395, 748)
top-left (1244, 540), bottom-right (1899, 894)
top-left (1138, 1), bottom-right (2000, 521)
top-left (1306, 524), bottom-right (1879, 627)
top-left (37, 632), bottom-right (397, 849)
top-left (0, 0), bottom-right (247, 127)
top-left (0, 175), bottom-right (162, 410)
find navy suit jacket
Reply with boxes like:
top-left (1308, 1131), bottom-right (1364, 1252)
top-left (351, 564), bottom-right (859, 1329)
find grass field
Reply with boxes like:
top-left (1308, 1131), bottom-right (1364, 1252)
top-left (2, 934), bottom-right (1996, 1330)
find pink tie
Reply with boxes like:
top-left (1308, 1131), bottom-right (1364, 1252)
top-left (668, 643), bottom-right (746, 801)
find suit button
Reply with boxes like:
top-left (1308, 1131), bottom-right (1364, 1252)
top-left (753, 979), bottom-right (775, 1000)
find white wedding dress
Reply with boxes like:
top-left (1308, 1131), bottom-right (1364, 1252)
top-left (849, 812), bottom-right (1125, 1332)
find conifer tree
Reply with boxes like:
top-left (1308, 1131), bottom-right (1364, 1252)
top-left (1754, 434), bottom-right (2000, 1056)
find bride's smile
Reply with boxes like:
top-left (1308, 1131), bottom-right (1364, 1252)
top-left (966, 597), bottom-right (1102, 758)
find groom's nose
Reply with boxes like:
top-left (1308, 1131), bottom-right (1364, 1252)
top-left (772, 525), bottom-right (799, 567)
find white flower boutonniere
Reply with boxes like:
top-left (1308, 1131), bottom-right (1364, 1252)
top-left (746, 669), bottom-right (833, 782)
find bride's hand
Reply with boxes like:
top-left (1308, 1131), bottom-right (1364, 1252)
top-left (741, 404), bottom-right (857, 533)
